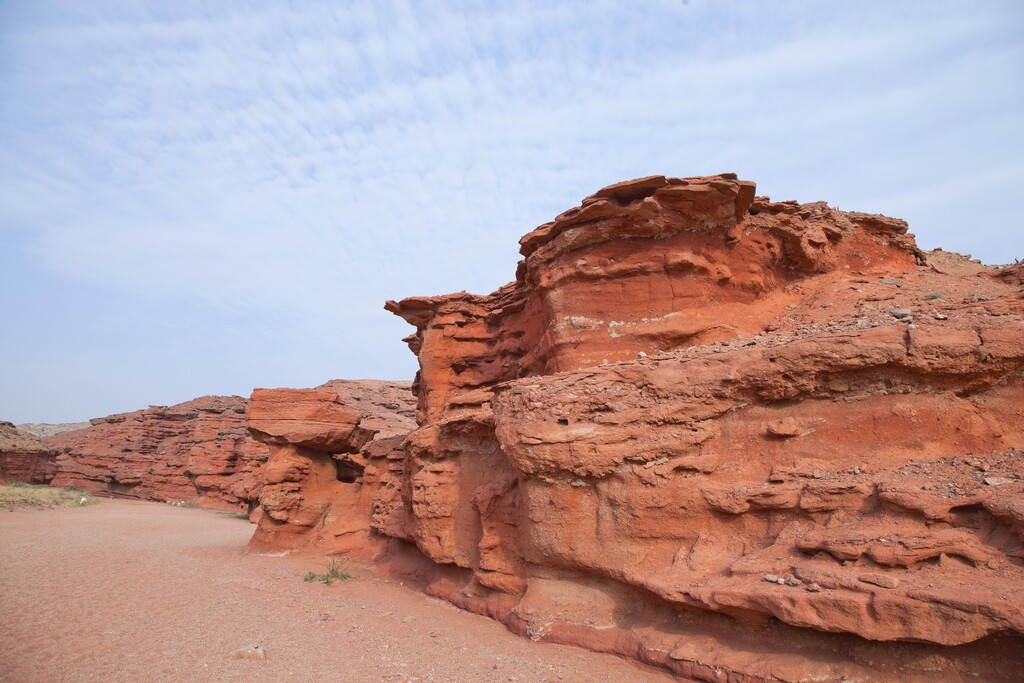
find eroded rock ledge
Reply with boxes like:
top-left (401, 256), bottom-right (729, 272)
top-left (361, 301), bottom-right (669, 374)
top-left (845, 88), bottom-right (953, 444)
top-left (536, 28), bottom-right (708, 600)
top-left (254, 175), bottom-right (1022, 681)
top-left (246, 380), bottom-right (417, 552)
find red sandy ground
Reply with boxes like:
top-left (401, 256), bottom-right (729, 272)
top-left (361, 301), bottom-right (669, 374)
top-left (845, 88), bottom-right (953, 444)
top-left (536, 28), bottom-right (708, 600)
top-left (0, 499), bottom-right (679, 683)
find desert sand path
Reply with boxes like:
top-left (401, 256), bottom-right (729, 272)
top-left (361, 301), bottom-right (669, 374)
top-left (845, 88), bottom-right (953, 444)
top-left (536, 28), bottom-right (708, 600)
top-left (0, 499), bottom-right (677, 683)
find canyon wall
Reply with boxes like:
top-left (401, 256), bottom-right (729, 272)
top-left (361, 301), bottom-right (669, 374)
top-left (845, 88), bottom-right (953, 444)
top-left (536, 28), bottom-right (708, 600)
top-left (25, 172), bottom-right (1020, 680)
top-left (48, 396), bottom-right (268, 510)
top-left (0, 422), bottom-right (58, 484)
top-left (39, 380), bottom-right (415, 514)
top-left (367, 175), bottom-right (1023, 681)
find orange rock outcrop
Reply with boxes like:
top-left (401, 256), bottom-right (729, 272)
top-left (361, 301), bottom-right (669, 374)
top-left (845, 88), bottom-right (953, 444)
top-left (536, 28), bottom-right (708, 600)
top-left (48, 396), bottom-right (268, 510)
top-left (246, 380), bottom-right (416, 553)
top-left (0, 421), bottom-right (58, 484)
top-left (373, 175), bottom-right (1023, 681)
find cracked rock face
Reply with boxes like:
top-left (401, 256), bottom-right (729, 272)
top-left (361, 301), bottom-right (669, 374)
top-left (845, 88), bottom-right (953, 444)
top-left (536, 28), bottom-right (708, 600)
top-left (375, 175), bottom-right (1024, 681)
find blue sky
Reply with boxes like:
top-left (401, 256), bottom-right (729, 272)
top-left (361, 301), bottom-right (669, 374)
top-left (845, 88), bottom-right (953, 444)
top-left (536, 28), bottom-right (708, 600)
top-left (2, 1), bottom-right (1022, 423)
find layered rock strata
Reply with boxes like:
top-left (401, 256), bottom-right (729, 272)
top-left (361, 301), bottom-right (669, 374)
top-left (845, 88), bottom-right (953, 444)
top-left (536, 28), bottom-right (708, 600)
top-left (0, 422), bottom-right (58, 484)
top-left (48, 396), bottom-right (268, 510)
top-left (246, 380), bottom-right (416, 554)
top-left (373, 175), bottom-right (1024, 681)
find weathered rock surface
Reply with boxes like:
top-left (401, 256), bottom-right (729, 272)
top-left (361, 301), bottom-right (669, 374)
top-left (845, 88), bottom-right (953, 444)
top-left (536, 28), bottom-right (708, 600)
top-left (246, 380), bottom-right (416, 554)
top-left (367, 175), bottom-right (1024, 681)
top-left (0, 422), bottom-right (58, 484)
top-left (48, 396), bottom-right (268, 510)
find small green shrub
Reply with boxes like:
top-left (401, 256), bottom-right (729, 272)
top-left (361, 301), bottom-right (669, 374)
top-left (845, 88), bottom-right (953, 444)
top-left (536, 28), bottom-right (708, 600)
top-left (303, 558), bottom-right (351, 585)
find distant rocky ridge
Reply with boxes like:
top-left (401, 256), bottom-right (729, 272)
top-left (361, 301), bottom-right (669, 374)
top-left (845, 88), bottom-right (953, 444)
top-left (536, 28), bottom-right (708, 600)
top-left (16, 422), bottom-right (90, 438)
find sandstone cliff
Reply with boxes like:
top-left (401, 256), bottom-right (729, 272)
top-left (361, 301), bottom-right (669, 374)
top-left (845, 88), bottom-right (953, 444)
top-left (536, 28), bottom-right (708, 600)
top-left (0, 422), bottom-right (58, 484)
top-left (372, 175), bottom-right (1024, 681)
top-left (48, 396), bottom-right (268, 510)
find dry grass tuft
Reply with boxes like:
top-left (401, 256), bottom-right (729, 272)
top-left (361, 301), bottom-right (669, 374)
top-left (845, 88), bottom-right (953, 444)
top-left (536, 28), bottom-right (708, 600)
top-left (0, 483), bottom-right (100, 511)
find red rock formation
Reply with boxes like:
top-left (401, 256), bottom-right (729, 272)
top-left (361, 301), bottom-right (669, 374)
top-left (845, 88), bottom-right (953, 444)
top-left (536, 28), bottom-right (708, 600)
top-left (246, 380), bottom-right (416, 554)
top-left (48, 396), bottom-right (267, 510)
top-left (373, 175), bottom-right (1024, 681)
top-left (0, 421), bottom-right (58, 484)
